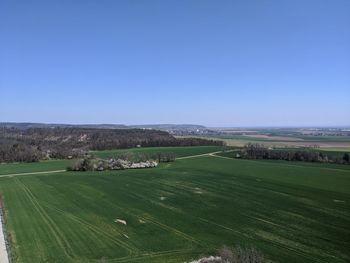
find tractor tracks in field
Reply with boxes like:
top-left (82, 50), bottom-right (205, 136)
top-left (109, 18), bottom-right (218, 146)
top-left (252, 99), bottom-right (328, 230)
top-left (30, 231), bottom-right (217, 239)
top-left (39, 202), bottom-right (137, 254)
top-left (13, 180), bottom-right (193, 260)
top-left (140, 214), bottom-right (201, 246)
top-left (108, 248), bottom-right (196, 262)
top-left (13, 178), bottom-right (75, 261)
top-left (39, 202), bottom-right (201, 262)
top-left (38, 202), bottom-right (200, 261)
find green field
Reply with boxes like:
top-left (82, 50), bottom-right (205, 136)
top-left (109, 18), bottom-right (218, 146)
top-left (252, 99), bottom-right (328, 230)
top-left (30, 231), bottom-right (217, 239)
top-left (184, 135), bottom-right (350, 151)
top-left (205, 134), bottom-right (350, 143)
top-left (0, 146), bottom-right (222, 176)
top-left (0, 146), bottom-right (349, 262)
top-left (0, 160), bottom-right (73, 176)
top-left (93, 145), bottom-right (224, 159)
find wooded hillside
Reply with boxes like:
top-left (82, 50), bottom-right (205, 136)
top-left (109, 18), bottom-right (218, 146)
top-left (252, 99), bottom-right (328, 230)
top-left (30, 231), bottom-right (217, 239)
top-left (0, 127), bottom-right (224, 163)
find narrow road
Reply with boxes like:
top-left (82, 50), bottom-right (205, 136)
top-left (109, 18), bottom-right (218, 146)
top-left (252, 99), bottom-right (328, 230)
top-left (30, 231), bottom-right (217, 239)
top-left (177, 151), bottom-right (233, 160)
top-left (0, 150), bottom-right (232, 178)
top-left (0, 209), bottom-right (9, 263)
top-left (0, 170), bottom-right (66, 179)
top-left (176, 151), bottom-right (223, 160)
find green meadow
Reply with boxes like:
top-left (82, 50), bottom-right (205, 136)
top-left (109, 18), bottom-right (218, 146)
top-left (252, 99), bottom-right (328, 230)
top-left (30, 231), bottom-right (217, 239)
top-left (93, 145), bottom-right (224, 159)
top-left (185, 135), bottom-right (350, 151)
top-left (0, 146), bottom-right (349, 262)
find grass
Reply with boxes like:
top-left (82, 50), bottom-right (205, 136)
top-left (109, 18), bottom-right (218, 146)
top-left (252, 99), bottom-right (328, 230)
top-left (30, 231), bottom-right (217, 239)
top-left (0, 146), bottom-right (222, 176)
top-left (0, 147), bottom-right (349, 263)
top-left (0, 160), bottom-right (73, 175)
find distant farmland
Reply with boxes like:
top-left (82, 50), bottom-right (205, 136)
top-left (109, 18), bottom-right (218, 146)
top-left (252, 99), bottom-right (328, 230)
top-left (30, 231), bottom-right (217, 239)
top-left (181, 134), bottom-right (350, 150)
top-left (0, 146), bottom-right (349, 262)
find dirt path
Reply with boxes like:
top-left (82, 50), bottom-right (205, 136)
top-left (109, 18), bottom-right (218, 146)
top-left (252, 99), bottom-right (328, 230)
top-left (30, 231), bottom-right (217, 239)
top-left (0, 151), bottom-right (229, 178)
top-left (209, 153), bottom-right (233, 160)
top-left (0, 170), bottom-right (65, 179)
top-left (0, 209), bottom-right (9, 263)
top-left (177, 151), bottom-right (226, 160)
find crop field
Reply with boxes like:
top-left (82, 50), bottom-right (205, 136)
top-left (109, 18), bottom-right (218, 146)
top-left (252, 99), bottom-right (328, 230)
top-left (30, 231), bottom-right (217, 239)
top-left (0, 146), bottom-right (222, 177)
top-left (181, 135), bottom-right (350, 150)
top-left (0, 146), bottom-right (349, 263)
top-left (0, 160), bottom-right (73, 176)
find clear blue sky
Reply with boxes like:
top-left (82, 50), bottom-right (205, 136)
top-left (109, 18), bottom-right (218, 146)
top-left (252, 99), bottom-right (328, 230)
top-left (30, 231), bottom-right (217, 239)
top-left (1, 0), bottom-right (349, 127)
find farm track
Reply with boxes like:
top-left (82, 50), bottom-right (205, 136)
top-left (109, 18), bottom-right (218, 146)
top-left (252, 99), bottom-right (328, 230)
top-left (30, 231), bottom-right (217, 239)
top-left (0, 205), bottom-right (9, 263)
top-left (0, 148), bottom-right (347, 180)
top-left (0, 170), bottom-right (65, 178)
top-left (0, 150), bottom-right (225, 179)
top-left (177, 151), bottom-right (226, 160)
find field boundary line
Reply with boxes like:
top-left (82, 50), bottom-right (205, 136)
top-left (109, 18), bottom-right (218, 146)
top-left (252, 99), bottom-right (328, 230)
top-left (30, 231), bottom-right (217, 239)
top-left (0, 170), bottom-right (65, 178)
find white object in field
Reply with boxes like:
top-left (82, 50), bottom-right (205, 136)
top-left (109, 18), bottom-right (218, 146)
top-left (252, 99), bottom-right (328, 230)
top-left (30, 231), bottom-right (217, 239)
top-left (114, 219), bottom-right (127, 225)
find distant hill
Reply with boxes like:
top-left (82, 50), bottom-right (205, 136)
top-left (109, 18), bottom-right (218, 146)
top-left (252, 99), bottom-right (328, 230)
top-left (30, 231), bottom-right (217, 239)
top-left (130, 124), bottom-right (207, 130)
top-left (0, 126), bottom-right (224, 163)
top-left (0, 122), bottom-right (128, 129)
top-left (0, 122), bottom-right (206, 130)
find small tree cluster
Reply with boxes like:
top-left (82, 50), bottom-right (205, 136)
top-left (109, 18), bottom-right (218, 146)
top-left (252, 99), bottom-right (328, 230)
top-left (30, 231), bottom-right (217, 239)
top-left (156, 152), bottom-right (176, 162)
top-left (67, 156), bottom-right (158, 172)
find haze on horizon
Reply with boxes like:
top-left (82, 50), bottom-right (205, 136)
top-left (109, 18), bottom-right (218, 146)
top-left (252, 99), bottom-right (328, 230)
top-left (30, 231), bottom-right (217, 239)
top-left (1, 0), bottom-right (349, 127)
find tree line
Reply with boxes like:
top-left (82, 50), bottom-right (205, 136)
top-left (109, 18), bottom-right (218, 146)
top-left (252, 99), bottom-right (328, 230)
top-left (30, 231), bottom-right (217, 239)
top-left (239, 143), bottom-right (349, 165)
